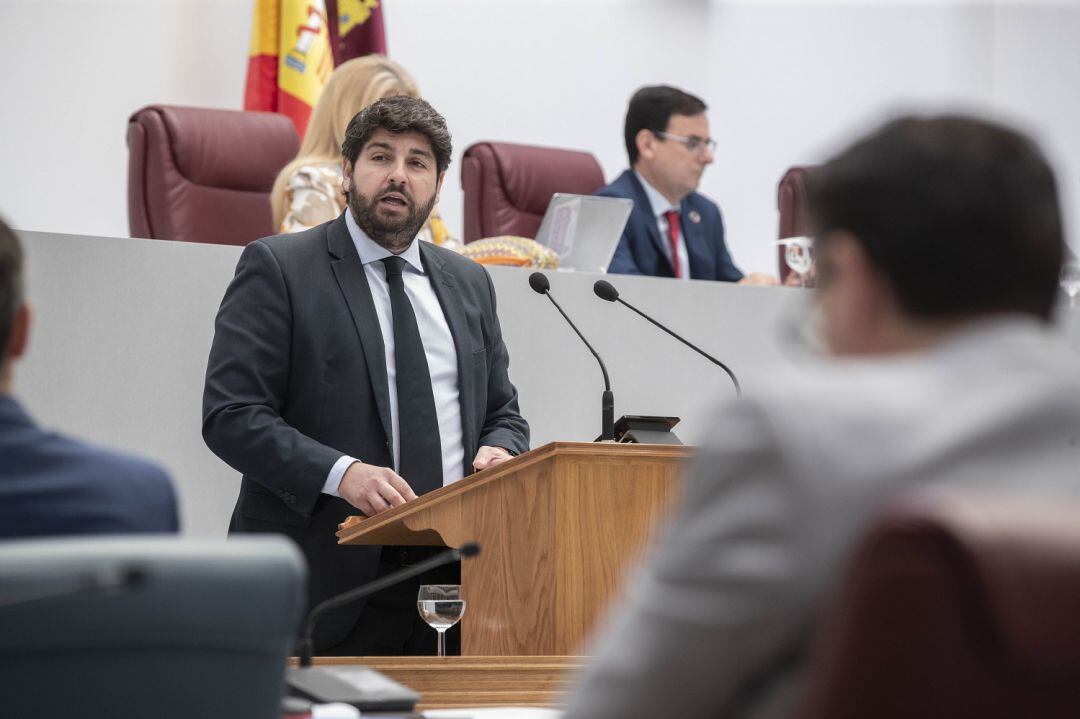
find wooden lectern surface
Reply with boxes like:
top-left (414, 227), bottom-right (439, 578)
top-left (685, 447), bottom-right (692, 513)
top-left (310, 656), bottom-right (585, 711)
top-left (337, 442), bottom-right (692, 656)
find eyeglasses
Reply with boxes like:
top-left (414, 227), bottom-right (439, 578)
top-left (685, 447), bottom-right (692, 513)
top-left (654, 130), bottom-right (717, 154)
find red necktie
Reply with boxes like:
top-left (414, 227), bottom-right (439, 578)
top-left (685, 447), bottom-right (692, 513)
top-left (663, 209), bottom-right (682, 279)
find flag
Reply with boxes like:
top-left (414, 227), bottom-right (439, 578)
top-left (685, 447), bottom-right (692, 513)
top-left (244, 0), bottom-right (336, 138)
top-left (327, 0), bottom-right (388, 66)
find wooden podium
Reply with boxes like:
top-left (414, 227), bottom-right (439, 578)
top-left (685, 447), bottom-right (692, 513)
top-left (337, 441), bottom-right (692, 656)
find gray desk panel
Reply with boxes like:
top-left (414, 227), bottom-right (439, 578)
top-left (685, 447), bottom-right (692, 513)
top-left (15, 231), bottom-right (1080, 537)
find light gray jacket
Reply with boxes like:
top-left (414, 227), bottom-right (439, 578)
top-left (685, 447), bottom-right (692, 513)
top-left (564, 317), bottom-right (1080, 719)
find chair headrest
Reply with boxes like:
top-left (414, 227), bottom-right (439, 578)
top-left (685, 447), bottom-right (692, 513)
top-left (129, 104), bottom-right (299, 191)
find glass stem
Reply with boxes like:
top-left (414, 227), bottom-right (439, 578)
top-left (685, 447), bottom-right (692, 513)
top-left (437, 629), bottom-right (447, 657)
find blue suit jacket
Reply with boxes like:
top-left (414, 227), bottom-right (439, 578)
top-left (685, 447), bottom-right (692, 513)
top-left (597, 170), bottom-right (743, 282)
top-left (0, 395), bottom-right (178, 538)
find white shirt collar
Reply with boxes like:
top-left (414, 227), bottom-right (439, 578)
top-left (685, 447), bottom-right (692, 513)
top-left (344, 209), bottom-right (425, 273)
top-left (634, 170), bottom-right (681, 219)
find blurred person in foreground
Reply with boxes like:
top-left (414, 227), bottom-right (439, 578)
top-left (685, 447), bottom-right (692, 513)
top-left (564, 114), bottom-right (1080, 719)
top-left (598, 85), bottom-right (778, 285)
top-left (271, 55), bottom-right (456, 247)
top-left (0, 216), bottom-right (178, 538)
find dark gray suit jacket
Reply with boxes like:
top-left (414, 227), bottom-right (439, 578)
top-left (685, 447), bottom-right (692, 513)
top-left (202, 214), bottom-right (529, 647)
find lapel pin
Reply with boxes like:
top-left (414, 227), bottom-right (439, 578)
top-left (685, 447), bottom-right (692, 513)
top-left (689, 210), bottom-right (702, 224)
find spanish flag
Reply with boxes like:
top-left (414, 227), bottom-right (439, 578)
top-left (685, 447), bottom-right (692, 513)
top-left (244, 1), bottom-right (387, 139)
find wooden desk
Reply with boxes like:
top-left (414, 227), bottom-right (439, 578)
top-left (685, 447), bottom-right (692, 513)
top-left (307, 656), bottom-right (585, 710)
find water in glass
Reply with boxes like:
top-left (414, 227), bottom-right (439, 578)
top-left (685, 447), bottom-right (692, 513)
top-left (418, 599), bottom-right (466, 630)
top-left (1062, 261), bottom-right (1080, 308)
top-left (784, 241), bottom-right (813, 277)
top-left (417, 584), bottom-right (466, 657)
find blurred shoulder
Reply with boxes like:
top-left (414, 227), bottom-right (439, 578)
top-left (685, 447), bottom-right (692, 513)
top-left (595, 170), bottom-right (636, 199)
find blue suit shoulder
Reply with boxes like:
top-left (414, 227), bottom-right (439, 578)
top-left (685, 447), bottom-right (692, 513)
top-left (684, 190), bottom-right (723, 221)
top-left (595, 170), bottom-right (639, 200)
top-left (0, 418), bottom-right (178, 538)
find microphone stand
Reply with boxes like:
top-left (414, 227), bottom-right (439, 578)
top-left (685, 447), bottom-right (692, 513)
top-left (613, 295), bottom-right (741, 396)
top-left (539, 291), bottom-right (615, 441)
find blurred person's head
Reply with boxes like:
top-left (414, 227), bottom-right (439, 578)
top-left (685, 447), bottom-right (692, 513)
top-left (272, 55), bottom-right (420, 227)
top-left (624, 85), bottom-right (713, 205)
top-left (809, 114), bottom-right (1064, 356)
top-left (340, 96), bottom-right (451, 253)
top-left (0, 216), bottom-right (30, 393)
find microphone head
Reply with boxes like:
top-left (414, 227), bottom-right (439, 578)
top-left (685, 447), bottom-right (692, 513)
top-left (528, 272), bottom-right (550, 295)
top-left (459, 542), bottom-right (481, 559)
top-left (593, 279), bottom-right (619, 302)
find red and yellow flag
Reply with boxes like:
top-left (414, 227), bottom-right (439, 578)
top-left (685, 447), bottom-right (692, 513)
top-left (244, 0), bottom-right (388, 140)
top-left (330, 0), bottom-right (387, 66)
top-left (245, 0), bottom-right (335, 138)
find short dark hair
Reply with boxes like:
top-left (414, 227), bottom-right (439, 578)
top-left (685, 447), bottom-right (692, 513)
top-left (808, 114), bottom-right (1064, 321)
top-left (624, 85), bottom-right (708, 165)
top-left (341, 95), bottom-right (452, 175)
top-left (0, 215), bottom-right (24, 363)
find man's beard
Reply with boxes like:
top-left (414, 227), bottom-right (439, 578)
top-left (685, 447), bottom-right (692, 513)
top-left (347, 182), bottom-right (437, 253)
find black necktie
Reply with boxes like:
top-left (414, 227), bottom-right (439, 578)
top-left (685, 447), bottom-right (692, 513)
top-left (381, 256), bottom-right (443, 495)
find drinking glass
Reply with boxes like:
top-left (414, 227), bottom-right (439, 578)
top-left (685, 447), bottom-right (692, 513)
top-left (417, 584), bottom-right (466, 657)
top-left (1062, 260), bottom-right (1080, 309)
top-left (777, 237), bottom-right (814, 286)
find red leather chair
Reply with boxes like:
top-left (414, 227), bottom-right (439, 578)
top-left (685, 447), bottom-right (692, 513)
top-left (461, 141), bottom-right (605, 243)
top-left (776, 165), bottom-right (814, 282)
top-left (797, 490), bottom-right (1080, 719)
top-left (127, 105), bottom-right (299, 246)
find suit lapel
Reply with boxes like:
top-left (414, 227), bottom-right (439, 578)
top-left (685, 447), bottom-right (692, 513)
top-left (680, 202), bottom-right (711, 279)
top-left (624, 171), bottom-right (676, 276)
top-left (420, 242), bottom-right (476, 473)
top-left (327, 215), bottom-right (394, 449)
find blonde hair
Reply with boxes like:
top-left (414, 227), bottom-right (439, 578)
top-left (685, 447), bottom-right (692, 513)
top-left (271, 55), bottom-right (420, 228)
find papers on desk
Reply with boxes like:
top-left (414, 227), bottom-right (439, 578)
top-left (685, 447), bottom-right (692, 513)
top-left (424, 709), bottom-right (562, 719)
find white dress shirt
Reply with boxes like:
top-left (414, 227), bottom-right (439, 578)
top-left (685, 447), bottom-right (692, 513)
top-left (322, 210), bottom-right (465, 496)
top-left (635, 171), bottom-right (690, 279)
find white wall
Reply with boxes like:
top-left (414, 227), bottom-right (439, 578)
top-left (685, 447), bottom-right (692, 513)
top-left (1, 0), bottom-right (1079, 273)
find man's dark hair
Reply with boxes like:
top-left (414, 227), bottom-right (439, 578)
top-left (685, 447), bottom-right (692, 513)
top-left (341, 95), bottom-right (452, 175)
top-left (0, 215), bottom-right (24, 363)
top-left (808, 114), bottom-right (1064, 321)
top-left (624, 85), bottom-right (708, 165)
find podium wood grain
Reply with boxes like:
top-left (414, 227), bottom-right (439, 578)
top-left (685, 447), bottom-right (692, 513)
top-left (308, 655), bottom-right (585, 710)
top-left (337, 442), bottom-right (692, 655)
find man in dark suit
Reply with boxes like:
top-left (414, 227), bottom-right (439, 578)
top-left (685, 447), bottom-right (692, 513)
top-left (203, 96), bottom-right (530, 656)
top-left (597, 85), bottom-right (777, 284)
top-left (0, 216), bottom-right (178, 539)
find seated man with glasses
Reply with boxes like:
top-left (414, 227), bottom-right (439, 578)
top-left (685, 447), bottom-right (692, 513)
top-left (597, 85), bottom-right (776, 284)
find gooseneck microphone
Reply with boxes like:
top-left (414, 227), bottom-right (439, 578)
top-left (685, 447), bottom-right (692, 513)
top-left (529, 272), bottom-right (615, 441)
top-left (593, 279), bottom-right (741, 397)
top-left (297, 542), bottom-right (480, 667)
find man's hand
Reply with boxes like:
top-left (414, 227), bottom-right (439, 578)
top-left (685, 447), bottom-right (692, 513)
top-left (473, 445), bottom-right (513, 471)
top-left (737, 273), bottom-right (780, 286)
top-left (339, 461), bottom-right (418, 516)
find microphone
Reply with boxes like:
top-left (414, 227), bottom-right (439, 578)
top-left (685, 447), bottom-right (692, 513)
top-left (297, 542), bottom-right (480, 667)
top-left (529, 272), bottom-right (615, 441)
top-left (287, 543), bottom-right (481, 711)
top-left (593, 279), bottom-right (741, 396)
